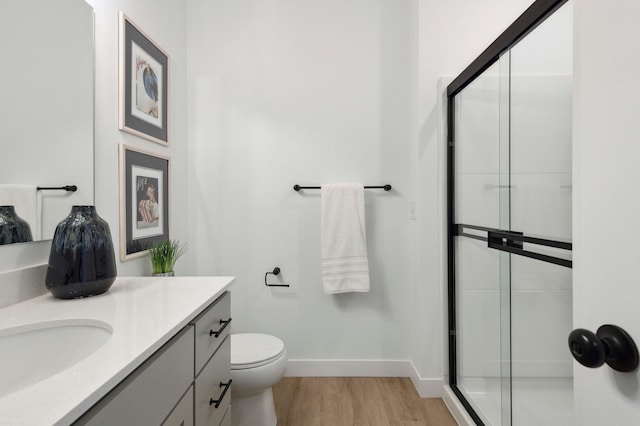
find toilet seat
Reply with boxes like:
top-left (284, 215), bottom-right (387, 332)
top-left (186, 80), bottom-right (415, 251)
top-left (231, 333), bottom-right (285, 370)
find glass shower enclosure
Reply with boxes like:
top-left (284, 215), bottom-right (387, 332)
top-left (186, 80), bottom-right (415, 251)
top-left (446, 1), bottom-right (573, 424)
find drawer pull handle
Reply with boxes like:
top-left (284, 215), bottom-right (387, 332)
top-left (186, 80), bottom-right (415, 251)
top-left (209, 380), bottom-right (233, 408)
top-left (210, 318), bottom-right (232, 338)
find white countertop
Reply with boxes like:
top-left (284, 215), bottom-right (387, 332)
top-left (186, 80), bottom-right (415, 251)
top-left (0, 276), bottom-right (234, 426)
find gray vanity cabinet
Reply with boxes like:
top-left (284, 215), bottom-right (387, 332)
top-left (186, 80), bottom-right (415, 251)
top-left (162, 385), bottom-right (194, 426)
top-left (74, 326), bottom-right (195, 425)
top-left (74, 291), bottom-right (231, 426)
top-left (195, 337), bottom-right (231, 425)
top-left (192, 291), bottom-right (232, 425)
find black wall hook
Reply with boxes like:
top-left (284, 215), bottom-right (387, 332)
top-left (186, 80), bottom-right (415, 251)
top-left (265, 267), bottom-right (290, 287)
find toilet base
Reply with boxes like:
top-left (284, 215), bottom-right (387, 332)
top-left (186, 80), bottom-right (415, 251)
top-left (231, 387), bottom-right (277, 426)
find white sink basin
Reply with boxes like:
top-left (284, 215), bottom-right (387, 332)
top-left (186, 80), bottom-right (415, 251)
top-left (0, 319), bottom-right (112, 397)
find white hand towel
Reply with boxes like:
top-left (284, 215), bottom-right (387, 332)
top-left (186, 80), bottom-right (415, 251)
top-left (0, 184), bottom-right (40, 239)
top-left (321, 183), bottom-right (370, 293)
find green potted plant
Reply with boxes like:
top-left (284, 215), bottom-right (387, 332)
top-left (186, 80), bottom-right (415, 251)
top-left (148, 239), bottom-right (187, 276)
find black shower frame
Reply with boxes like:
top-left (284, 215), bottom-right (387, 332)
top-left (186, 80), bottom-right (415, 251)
top-left (446, 0), bottom-right (569, 424)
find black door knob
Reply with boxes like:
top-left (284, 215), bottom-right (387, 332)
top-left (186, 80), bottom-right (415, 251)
top-left (568, 324), bottom-right (639, 372)
top-left (568, 328), bottom-right (606, 368)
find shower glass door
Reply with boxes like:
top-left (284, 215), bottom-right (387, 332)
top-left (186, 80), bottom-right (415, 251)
top-left (508, 3), bottom-right (573, 425)
top-left (448, 1), bottom-right (573, 424)
top-left (453, 55), bottom-right (512, 426)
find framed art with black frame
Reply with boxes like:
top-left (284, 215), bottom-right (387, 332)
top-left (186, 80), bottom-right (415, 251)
top-left (119, 12), bottom-right (169, 145)
top-left (119, 144), bottom-right (170, 260)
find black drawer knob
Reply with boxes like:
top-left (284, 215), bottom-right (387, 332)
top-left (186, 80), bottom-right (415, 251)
top-left (568, 324), bottom-right (639, 372)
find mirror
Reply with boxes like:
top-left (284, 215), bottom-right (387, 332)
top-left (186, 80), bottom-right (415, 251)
top-left (0, 0), bottom-right (94, 245)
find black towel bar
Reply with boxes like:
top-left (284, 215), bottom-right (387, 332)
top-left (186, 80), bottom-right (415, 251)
top-left (37, 185), bottom-right (78, 192)
top-left (293, 184), bottom-right (391, 191)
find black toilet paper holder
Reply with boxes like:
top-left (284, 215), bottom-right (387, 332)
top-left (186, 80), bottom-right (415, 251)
top-left (265, 267), bottom-right (290, 287)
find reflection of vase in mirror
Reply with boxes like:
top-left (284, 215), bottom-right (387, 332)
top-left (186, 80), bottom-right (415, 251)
top-left (0, 206), bottom-right (33, 245)
top-left (0, 0), bottom-right (94, 243)
top-left (45, 206), bottom-right (117, 299)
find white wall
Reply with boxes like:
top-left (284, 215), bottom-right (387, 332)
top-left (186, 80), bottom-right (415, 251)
top-left (186, 0), bottom-right (540, 391)
top-left (85, 0), bottom-right (190, 276)
top-left (187, 0), bottom-right (414, 367)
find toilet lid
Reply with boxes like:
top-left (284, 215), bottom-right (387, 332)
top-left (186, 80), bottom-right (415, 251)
top-left (231, 333), bottom-right (285, 369)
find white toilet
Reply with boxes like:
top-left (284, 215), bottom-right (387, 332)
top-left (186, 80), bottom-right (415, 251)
top-left (230, 333), bottom-right (287, 426)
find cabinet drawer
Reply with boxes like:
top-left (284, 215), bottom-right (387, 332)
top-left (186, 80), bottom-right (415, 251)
top-left (162, 385), bottom-right (193, 426)
top-left (195, 335), bottom-right (231, 426)
top-left (75, 326), bottom-right (194, 426)
top-left (220, 406), bottom-right (231, 426)
top-left (192, 291), bottom-right (231, 375)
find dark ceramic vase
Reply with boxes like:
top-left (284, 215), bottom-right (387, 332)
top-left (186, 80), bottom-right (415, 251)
top-left (45, 206), bottom-right (117, 299)
top-left (0, 205), bottom-right (33, 245)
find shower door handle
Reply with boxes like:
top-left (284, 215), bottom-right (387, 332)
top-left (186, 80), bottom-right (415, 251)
top-left (455, 224), bottom-right (573, 268)
top-left (568, 324), bottom-right (639, 372)
top-left (486, 229), bottom-right (572, 268)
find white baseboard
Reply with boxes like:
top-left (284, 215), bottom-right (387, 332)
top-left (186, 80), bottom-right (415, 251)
top-left (408, 362), bottom-right (445, 398)
top-left (284, 359), bottom-right (446, 399)
top-left (285, 359), bottom-right (413, 378)
top-left (443, 385), bottom-right (474, 426)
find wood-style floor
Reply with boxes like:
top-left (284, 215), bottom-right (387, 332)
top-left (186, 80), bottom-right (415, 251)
top-left (273, 377), bottom-right (457, 426)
